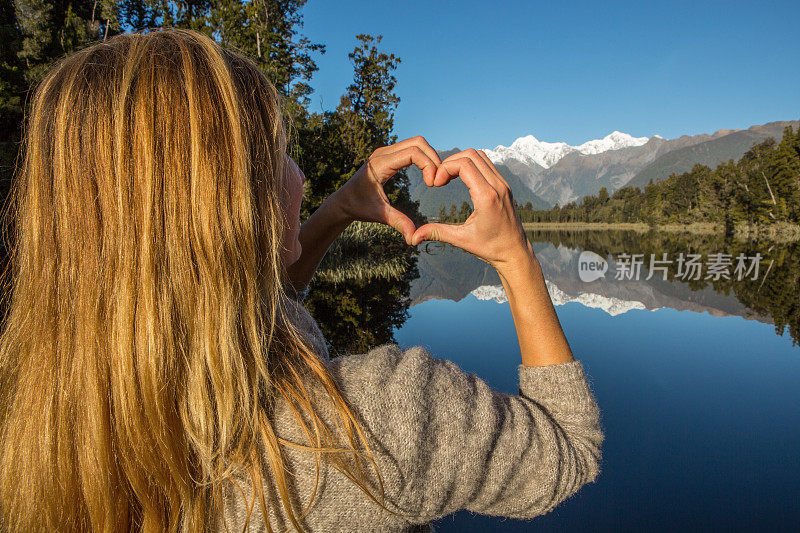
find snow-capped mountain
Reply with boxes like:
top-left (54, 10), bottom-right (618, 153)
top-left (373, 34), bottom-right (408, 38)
top-left (483, 131), bottom-right (651, 170)
top-left (476, 121), bottom-right (798, 206)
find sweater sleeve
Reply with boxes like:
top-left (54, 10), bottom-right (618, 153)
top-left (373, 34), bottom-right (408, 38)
top-left (327, 343), bottom-right (603, 523)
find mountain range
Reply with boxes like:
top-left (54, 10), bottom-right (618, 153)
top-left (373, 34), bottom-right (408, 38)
top-left (405, 119), bottom-right (799, 217)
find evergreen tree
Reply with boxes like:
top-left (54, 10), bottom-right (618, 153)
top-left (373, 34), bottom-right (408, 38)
top-left (206, 0), bottom-right (324, 113)
top-left (740, 138), bottom-right (780, 222)
top-left (336, 34), bottom-right (400, 164)
top-left (0, 1), bottom-right (25, 175)
top-left (296, 33), bottom-right (423, 227)
top-left (15, 0), bottom-right (120, 84)
top-left (119, 0), bottom-right (324, 118)
top-left (458, 200), bottom-right (471, 222)
top-left (767, 126), bottom-right (800, 221)
top-left (297, 34), bottom-right (423, 352)
top-left (119, 0), bottom-right (158, 30)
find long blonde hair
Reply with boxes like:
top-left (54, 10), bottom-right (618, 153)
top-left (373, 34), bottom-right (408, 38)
top-left (0, 29), bottom-right (383, 532)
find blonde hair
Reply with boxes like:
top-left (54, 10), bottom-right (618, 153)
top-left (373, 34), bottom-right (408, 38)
top-left (0, 29), bottom-right (384, 532)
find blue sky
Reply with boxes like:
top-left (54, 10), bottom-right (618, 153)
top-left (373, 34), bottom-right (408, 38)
top-left (300, 0), bottom-right (799, 150)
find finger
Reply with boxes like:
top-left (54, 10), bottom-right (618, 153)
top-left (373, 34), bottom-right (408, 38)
top-left (382, 204), bottom-right (416, 245)
top-left (411, 222), bottom-right (464, 247)
top-left (375, 135), bottom-right (442, 167)
top-left (438, 148), bottom-right (506, 195)
top-left (431, 158), bottom-right (499, 206)
top-left (374, 136), bottom-right (441, 186)
top-left (371, 146), bottom-right (438, 187)
top-left (475, 149), bottom-right (511, 191)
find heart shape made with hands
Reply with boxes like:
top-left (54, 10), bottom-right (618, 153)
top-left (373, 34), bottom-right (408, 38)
top-left (349, 137), bottom-right (513, 251)
top-left (335, 134), bottom-right (527, 270)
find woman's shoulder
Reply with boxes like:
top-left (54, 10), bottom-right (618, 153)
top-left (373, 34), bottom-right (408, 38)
top-left (326, 343), bottom-right (453, 389)
top-left (324, 343), bottom-right (487, 426)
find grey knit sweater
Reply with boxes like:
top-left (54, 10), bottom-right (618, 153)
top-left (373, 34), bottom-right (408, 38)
top-left (218, 296), bottom-right (604, 531)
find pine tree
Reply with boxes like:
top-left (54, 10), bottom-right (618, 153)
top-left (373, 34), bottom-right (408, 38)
top-left (458, 200), bottom-right (472, 222)
top-left (207, 0), bottom-right (324, 114)
top-left (297, 33), bottom-right (423, 226)
top-left (299, 35), bottom-right (420, 352)
top-left (336, 34), bottom-right (400, 164)
top-left (0, 1), bottom-right (25, 175)
top-left (438, 204), bottom-right (447, 222)
top-left (15, 0), bottom-right (120, 84)
top-left (767, 127), bottom-right (800, 221)
top-left (740, 138), bottom-right (780, 222)
top-left (120, 0), bottom-right (158, 30)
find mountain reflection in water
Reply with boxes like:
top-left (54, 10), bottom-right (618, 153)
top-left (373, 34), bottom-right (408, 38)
top-left (308, 227), bottom-right (799, 355)
top-left (412, 230), bottom-right (799, 345)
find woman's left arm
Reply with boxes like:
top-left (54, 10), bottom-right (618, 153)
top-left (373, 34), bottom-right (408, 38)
top-left (284, 136), bottom-right (441, 294)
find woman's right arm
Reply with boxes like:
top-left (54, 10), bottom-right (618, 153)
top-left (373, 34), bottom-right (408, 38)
top-left (327, 148), bottom-right (603, 523)
top-left (410, 149), bottom-right (574, 367)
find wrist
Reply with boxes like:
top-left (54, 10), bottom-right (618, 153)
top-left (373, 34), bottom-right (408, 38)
top-left (494, 239), bottom-right (539, 280)
top-left (322, 191), bottom-right (356, 228)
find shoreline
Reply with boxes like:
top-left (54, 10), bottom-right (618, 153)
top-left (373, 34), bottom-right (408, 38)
top-left (521, 222), bottom-right (800, 241)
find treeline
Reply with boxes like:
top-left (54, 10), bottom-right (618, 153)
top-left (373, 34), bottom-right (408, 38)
top-left (437, 201), bottom-right (472, 223)
top-left (439, 127), bottom-right (800, 228)
top-left (436, 200), bottom-right (541, 223)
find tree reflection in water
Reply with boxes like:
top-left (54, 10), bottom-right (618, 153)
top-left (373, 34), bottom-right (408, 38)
top-left (304, 221), bottom-right (419, 356)
top-left (527, 229), bottom-right (800, 346)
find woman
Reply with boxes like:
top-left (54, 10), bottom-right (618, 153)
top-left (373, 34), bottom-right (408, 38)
top-left (0, 29), bottom-right (602, 532)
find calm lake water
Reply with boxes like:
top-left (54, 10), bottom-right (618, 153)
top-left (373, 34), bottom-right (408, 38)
top-left (387, 230), bottom-right (800, 531)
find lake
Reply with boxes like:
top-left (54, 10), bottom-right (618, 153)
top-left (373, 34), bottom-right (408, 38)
top-left (388, 230), bottom-right (800, 531)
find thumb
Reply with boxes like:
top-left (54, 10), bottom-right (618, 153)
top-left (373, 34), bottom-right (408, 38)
top-left (384, 206), bottom-right (416, 245)
top-left (411, 222), bottom-right (462, 247)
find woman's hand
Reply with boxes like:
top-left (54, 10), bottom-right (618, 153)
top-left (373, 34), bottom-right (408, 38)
top-left (329, 136), bottom-right (441, 245)
top-left (410, 149), bottom-right (533, 272)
